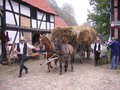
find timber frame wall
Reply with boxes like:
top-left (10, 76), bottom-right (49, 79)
top-left (0, 0), bottom-right (55, 61)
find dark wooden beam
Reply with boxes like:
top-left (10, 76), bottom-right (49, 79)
top-left (6, 25), bottom-right (51, 33)
top-left (1, 0), bottom-right (6, 62)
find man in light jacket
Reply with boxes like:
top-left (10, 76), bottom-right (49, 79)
top-left (14, 36), bottom-right (39, 77)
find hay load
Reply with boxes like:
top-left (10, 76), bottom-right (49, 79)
top-left (77, 25), bottom-right (97, 45)
top-left (51, 27), bottom-right (77, 44)
top-left (51, 25), bottom-right (97, 46)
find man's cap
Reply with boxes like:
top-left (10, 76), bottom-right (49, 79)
top-left (96, 37), bottom-right (101, 41)
top-left (20, 36), bottom-right (25, 41)
top-left (112, 37), bottom-right (116, 40)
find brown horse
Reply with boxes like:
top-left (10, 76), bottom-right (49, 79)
top-left (39, 35), bottom-right (56, 72)
top-left (39, 35), bottom-right (74, 75)
top-left (53, 37), bottom-right (74, 74)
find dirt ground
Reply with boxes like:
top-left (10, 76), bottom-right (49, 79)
top-left (0, 54), bottom-right (120, 90)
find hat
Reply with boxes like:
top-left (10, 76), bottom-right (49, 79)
top-left (20, 36), bottom-right (25, 41)
top-left (112, 37), bottom-right (116, 40)
top-left (96, 37), bottom-right (100, 41)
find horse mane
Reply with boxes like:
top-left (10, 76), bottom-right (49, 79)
top-left (44, 36), bottom-right (51, 44)
top-left (42, 35), bottom-right (54, 50)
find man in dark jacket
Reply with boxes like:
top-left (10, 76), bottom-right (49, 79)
top-left (109, 38), bottom-right (120, 69)
top-left (14, 36), bottom-right (39, 77)
top-left (93, 38), bottom-right (102, 66)
top-left (119, 40), bottom-right (120, 65)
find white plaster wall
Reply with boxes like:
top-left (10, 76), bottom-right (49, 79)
top-left (37, 11), bottom-right (43, 20)
top-left (50, 15), bottom-right (54, 22)
top-left (7, 30), bottom-right (19, 44)
top-left (0, 0), bottom-right (3, 6)
top-left (47, 22), bottom-right (50, 29)
top-left (15, 14), bottom-right (19, 25)
top-left (6, 12), bottom-right (15, 25)
top-left (41, 22), bottom-right (46, 29)
top-left (6, 12), bottom-right (19, 25)
top-left (37, 21), bottom-right (40, 28)
top-left (11, 0), bottom-right (19, 13)
top-left (38, 21), bottom-right (46, 29)
top-left (5, 0), bottom-right (12, 11)
top-left (20, 5), bottom-right (30, 17)
top-left (32, 19), bottom-right (37, 28)
top-left (43, 14), bottom-right (46, 21)
top-left (51, 23), bottom-right (54, 29)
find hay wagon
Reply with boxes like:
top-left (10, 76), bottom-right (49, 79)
top-left (51, 25), bottom-right (97, 62)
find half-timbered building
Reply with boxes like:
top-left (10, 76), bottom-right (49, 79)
top-left (0, 0), bottom-right (56, 63)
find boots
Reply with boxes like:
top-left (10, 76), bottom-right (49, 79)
top-left (19, 73), bottom-right (22, 78)
top-left (26, 68), bottom-right (28, 74)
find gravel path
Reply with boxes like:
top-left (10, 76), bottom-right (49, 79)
top-left (0, 54), bottom-right (120, 90)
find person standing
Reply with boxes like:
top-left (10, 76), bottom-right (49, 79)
top-left (109, 38), bottom-right (120, 69)
top-left (119, 40), bottom-right (120, 65)
top-left (14, 36), bottom-right (39, 77)
top-left (93, 38), bottom-right (102, 66)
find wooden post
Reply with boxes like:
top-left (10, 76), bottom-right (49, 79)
top-left (5, 42), bottom-right (10, 65)
top-left (1, 0), bottom-right (6, 64)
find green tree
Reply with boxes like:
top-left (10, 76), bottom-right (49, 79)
top-left (47, 0), bottom-right (78, 26)
top-left (87, 0), bottom-right (110, 35)
top-left (62, 3), bottom-right (75, 16)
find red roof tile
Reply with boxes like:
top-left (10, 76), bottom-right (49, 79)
top-left (55, 16), bottom-right (68, 28)
top-left (22, 0), bottom-right (56, 14)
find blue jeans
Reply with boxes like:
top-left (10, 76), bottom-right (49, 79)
top-left (111, 55), bottom-right (119, 69)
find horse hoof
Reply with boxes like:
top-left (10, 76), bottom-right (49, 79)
top-left (71, 69), bottom-right (73, 72)
top-left (50, 66), bottom-right (53, 69)
top-left (59, 72), bottom-right (62, 75)
top-left (80, 61), bottom-right (83, 64)
top-left (65, 69), bottom-right (67, 72)
top-left (54, 65), bottom-right (57, 69)
top-left (40, 63), bottom-right (42, 65)
top-left (47, 71), bottom-right (50, 73)
top-left (54, 67), bottom-right (57, 69)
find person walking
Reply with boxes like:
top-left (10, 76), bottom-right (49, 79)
top-left (93, 38), bottom-right (102, 66)
top-left (14, 36), bottom-right (39, 77)
top-left (109, 37), bottom-right (120, 69)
